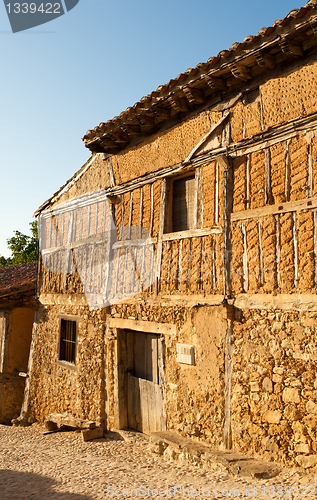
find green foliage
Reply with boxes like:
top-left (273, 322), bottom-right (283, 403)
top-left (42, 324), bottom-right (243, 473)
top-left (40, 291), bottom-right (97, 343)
top-left (0, 221), bottom-right (38, 267)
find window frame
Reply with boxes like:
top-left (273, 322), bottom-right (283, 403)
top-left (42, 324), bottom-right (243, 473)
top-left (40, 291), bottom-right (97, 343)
top-left (164, 170), bottom-right (198, 234)
top-left (57, 314), bottom-right (79, 368)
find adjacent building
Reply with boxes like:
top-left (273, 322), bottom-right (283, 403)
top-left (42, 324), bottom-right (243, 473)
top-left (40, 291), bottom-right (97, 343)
top-left (0, 262), bottom-right (37, 422)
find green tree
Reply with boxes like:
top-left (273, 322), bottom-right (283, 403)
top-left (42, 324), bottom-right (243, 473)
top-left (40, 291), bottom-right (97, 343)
top-left (0, 221), bottom-right (38, 267)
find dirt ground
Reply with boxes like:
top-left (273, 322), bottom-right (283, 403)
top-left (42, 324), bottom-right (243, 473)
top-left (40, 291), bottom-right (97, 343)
top-left (0, 424), bottom-right (316, 500)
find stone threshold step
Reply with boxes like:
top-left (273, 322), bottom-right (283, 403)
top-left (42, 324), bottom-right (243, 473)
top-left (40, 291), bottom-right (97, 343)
top-left (150, 431), bottom-right (281, 480)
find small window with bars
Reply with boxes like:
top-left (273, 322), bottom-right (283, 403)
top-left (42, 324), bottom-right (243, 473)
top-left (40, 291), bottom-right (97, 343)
top-left (59, 318), bottom-right (77, 364)
top-left (171, 174), bottom-right (196, 232)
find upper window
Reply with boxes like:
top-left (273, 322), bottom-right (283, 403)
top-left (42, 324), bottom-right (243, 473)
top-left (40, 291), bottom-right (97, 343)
top-left (59, 318), bottom-right (77, 364)
top-left (170, 174), bottom-right (196, 232)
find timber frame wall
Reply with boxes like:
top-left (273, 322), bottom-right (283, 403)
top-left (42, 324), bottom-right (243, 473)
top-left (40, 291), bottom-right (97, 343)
top-left (27, 3), bottom-right (317, 466)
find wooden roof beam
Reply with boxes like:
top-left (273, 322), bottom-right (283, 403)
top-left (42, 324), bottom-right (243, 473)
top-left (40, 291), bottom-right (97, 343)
top-left (153, 107), bottom-right (171, 121)
top-left (204, 75), bottom-right (227, 91)
top-left (310, 16), bottom-right (317, 37)
top-left (182, 87), bottom-right (205, 104)
top-left (110, 131), bottom-right (129, 144)
top-left (171, 97), bottom-right (190, 113)
top-left (100, 138), bottom-right (119, 149)
top-left (121, 124), bottom-right (141, 135)
top-left (254, 51), bottom-right (276, 69)
top-left (138, 114), bottom-right (156, 128)
top-left (279, 37), bottom-right (303, 57)
top-left (230, 62), bottom-right (252, 80)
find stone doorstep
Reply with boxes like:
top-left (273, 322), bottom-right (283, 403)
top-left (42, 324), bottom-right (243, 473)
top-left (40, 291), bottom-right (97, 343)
top-left (150, 431), bottom-right (281, 480)
top-left (44, 412), bottom-right (96, 431)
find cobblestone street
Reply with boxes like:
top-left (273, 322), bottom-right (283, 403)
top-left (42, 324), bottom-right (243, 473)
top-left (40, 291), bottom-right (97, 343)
top-left (0, 424), bottom-right (316, 500)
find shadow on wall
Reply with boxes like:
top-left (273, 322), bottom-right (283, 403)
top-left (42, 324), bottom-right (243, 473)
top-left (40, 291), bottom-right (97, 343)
top-left (0, 469), bottom-right (93, 500)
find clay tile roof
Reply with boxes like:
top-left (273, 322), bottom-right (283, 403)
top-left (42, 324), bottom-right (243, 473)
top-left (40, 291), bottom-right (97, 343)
top-left (0, 262), bottom-right (37, 297)
top-left (79, 2), bottom-right (317, 149)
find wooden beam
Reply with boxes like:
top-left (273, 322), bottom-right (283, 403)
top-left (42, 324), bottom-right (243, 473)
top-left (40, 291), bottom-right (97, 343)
top-left (110, 131), bottom-right (129, 144)
top-left (279, 38), bottom-right (303, 57)
top-left (215, 162), bottom-right (219, 225)
top-left (162, 227), bottom-right (222, 242)
top-left (275, 215), bottom-right (281, 287)
top-left (104, 114), bottom-right (317, 198)
top-left (265, 148), bottom-right (272, 205)
top-left (178, 239), bottom-right (183, 292)
top-left (258, 221), bottom-right (264, 286)
top-left (183, 87), bottom-right (205, 104)
top-left (109, 317), bottom-right (177, 336)
top-left (285, 140), bottom-right (291, 202)
top-left (100, 138), bottom-right (118, 149)
top-left (155, 179), bottom-right (166, 295)
top-left (187, 238), bottom-right (192, 291)
top-left (106, 156), bottom-right (116, 187)
top-left (254, 51), bottom-right (276, 69)
top-left (183, 112), bottom-right (229, 165)
top-left (246, 155), bottom-right (250, 210)
top-left (153, 107), bottom-right (170, 121)
top-left (139, 114), bottom-right (155, 128)
top-left (310, 16), bottom-right (317, 38)
top-left (241, 224), bottom-right (248, 292)
top-left (307, 137), bottom-right (313, 198)
top-left (232, 293), bottom-right (317, 311)
top-left (293, 213), bottom-right (299, 287)
top-left (230, 62), bottom-right (252, 80)
top-left (222, 155), bottom-right (233, 298)
top-left (231, 196), bottom-right (317, 222)
top-left (314, 211), bottom-right (317, 287)
top-left (122, 124), bottom-right (141, 135)
top-left (204, 75), bottom-right (227, 91)
top-left (171, 97), bottom-right (190, 113)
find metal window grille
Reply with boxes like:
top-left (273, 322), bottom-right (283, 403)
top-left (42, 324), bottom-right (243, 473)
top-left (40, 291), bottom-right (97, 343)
top-left (59, 319), bottom-right (77, 364)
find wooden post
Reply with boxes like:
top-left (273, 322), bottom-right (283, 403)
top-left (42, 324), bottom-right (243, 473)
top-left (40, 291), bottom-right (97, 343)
top-left (103, 202), bottom-right (115, 305)
top-left (215, 162), bottom-right (219, 225)
top-left (178, 239), bottom-right (183, 292)
top-left (241, 223), bottom-right (248, 292)
top-left (187, 238), bottom-right (192, 292)
top-left (285, 140), bottom-right (291, 202)
top-left (246, 155), bottom-right (251, 210)
top-left (63, 211), bottom-right (74, 289)
top-left (194, 169), bottom-right (200, 230)
top-left (307, 138), bottom-right (313, 198)
top-left (122, 191), bottom-right (133, 294)
top-left (293, 212), bottom-right (299, 287)
top-left (265, 148), bottom-right (272, 205)
top-left (107, 157), bottom-right (116, 188)
top-left (219, 155), bottom-right (233, 298)
top-left (155, 179), bottom-right (166, 295)
top-left (314, 211), bottom-right (317, 287)
top-left (258, 221), bottom-right (264, 286)
top-left (114, 195), bottom-right (124, 295)
top-left (275, 214), bottom-right (281, 287)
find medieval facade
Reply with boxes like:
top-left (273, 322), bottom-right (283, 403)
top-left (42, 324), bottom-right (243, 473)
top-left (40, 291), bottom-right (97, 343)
top-left (21, 1), bottom-right (317, 467)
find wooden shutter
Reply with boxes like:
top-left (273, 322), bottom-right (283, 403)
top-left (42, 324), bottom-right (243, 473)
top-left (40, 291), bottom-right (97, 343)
top-left (172, 175), bottom-right (195, 232)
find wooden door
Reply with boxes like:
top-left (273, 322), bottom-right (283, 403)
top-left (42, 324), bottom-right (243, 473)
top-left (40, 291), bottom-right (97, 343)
top-left (127, 331), bottom-right (166, 434)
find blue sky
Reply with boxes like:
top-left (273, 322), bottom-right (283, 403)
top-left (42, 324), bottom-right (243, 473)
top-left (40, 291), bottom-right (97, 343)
top-left (0, 0), bottom-right (300, 257)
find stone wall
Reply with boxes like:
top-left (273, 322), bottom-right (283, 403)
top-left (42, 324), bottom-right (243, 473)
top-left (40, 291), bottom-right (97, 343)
top-left (27, 302), bottom-right (106, 426)
top-left (232, 307), bottom-right (317, 467)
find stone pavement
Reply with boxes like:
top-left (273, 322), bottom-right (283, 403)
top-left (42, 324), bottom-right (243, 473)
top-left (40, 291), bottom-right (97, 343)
top-left (0, 424), bottom-right (316, 499)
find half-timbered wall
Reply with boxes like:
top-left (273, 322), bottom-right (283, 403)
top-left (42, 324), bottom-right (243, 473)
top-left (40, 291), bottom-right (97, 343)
top-left (26, 55), bottom-right (317, 466)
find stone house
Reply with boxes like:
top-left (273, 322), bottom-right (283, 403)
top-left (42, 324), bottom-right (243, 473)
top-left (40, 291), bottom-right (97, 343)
top-left (21, 0), bottom-right (317, 466)
top-left (0, 262), bottom-right (37, 422)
